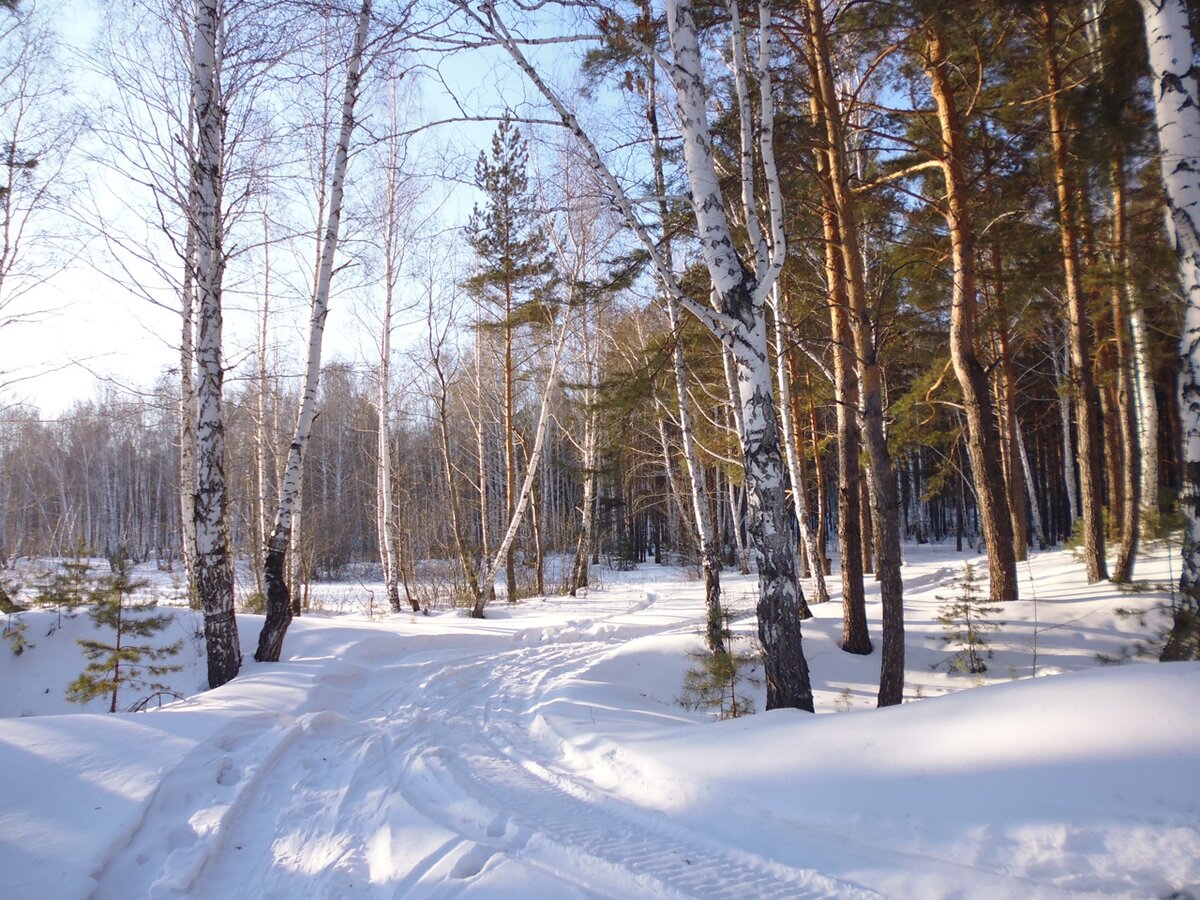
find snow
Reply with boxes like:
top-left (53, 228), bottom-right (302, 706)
top-left (1, 540), bottom-right (1197, 898)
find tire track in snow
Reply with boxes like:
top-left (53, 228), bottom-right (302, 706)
top-left (404, 739), bottom-right (878, 900)
top-left (404, 636), bottom-right (881, 899)
top-left (96, 587), bottom-right (880, 898)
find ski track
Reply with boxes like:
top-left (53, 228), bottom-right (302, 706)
top-left (95, 588), bottom-right (875, 897)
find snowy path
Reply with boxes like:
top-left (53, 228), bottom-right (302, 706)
top-left (8, 547), bottom-right (1198, 899)
top-left (87, 592), bottom-right (875, 899)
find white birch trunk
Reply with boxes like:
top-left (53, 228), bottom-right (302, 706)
top-left (1130, 297), bottom-right (1160, 530)
top-left (179, 222), bottom-right (197, 594)
top-left (771, 285), bottom-right (829, 604)
top-left (1015, 418), bottom-right (1047, 550)
top-left (1053, 338), bottom-right (1079, 528)
top-left (667, 0), bottom-right (811, 709)
top-left (377, 275), bottom-right (400, 612)
top-left (1138, 0), bottom-right (1200, 657)
top-left (256, 0), bottom-right (371, 662)
top-left (191, 0), bottom-right (239, 688)
top-left (472, 315), bottom-right (571, 617)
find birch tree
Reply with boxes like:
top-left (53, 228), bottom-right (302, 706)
top-left (256, 0), bottom-right (375, 662)
top-left (1136, 0), bottom-right (1200, 659)
top-left (191, 0), bottom-right (240, 687)
top-left (446, 0), bottom-right (814, 709)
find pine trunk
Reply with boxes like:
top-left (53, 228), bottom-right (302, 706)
top-left (807, 0), bottom-right (905, 700)
top-left (807, 78), bottom-right (869, 654)
top-left (1043, 0), bottom-right (1107, 582)
top-left (926, 27), bottom-right (1019, 601)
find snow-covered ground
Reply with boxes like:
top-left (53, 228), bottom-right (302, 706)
top-left (1, 540), bottom-right (1196, 898)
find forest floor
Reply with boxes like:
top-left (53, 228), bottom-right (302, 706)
top-left (1, 538), bottom-right (1198, 898)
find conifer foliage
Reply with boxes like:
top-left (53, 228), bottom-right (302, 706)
top-left (936, 564), bottom-right (1004, 675)
top-left (66, 559), bottom-right (182, 713)
top-left (679, 609), bottom-right (758, 719)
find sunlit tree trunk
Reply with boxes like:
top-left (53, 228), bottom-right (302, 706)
top-left (257, 0), bottom-right (371, 662)
top-left (925, 24), bottom-right (1018, 601)
top-left (1137, 0), bottom-right (1200, 658)
top-left (1042, 0), bottom-right (1107, 583)
top-left (191, 0), bottom-right (239, 688)
top-left (805, 0), bottom-right (904, 701)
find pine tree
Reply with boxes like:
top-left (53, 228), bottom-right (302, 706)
top-left (66, 559), bottom-right (182, 713)
top-left (465, 116), bottom-right (554, 604)
top-left (936, 563), bottom-right (1004, 674)
top-left (33, 552), bottom-right (92, 634)
top-left (679, 608), bottom-right (758, 719)
top-left (1, 571), bottom-right (29, 655)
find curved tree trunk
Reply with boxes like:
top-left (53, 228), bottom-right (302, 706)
top-left (257, 0), bottom-right (371, 662)
top-left (925, 25), bottom-right (1019, 602)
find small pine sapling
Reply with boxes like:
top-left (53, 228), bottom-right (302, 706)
top-left (66, 559), bottom-right (182, 713)
top-left (1, 572), bottom-right (30, 655)
top-left (679, 609), bottom-right (759, 719)
top-left (936, 563), bottom-right (1004, 674)
top-left (34, 552), bottom-right (94, 634)
top-left (2, 615), bottom-right (32, 655)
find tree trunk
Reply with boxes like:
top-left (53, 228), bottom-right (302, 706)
top-left (1016, 419), bottom-right (1047, 551)
top-left (471, 319), bottom-right (570, 618)
top-left (774, 287), bottom-right (830, 604)
top-left (989, 246), bottom-right (1029, 561)
top-left (1108, 156), bottom-right (1141, 582)
top-left (1130, 295), bottom-right (1160, 532)
top-left (1136, 0), bottom-right (1200, 658)
top-left (925, 25), bottom-right (1019, 601)
top-left (806, 69), bottom-right (869, 654)
top-left (191, 0), bottom-right (239, 689)
top-left (806, 384), bottom-right (831, 573)
top-left (257, 0), bottom-right (371, 662)
top-left (805, 0), bottom-right (904, 700)
top-left (179, 221), bottom-right (197, 603)
top-left (1042, 0), bottom-right (1107, 583)
top-left (666, 0), bottom-right (813, 709)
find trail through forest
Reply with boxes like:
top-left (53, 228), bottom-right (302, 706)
top-left (4, 544), bottom-right (1199, 898)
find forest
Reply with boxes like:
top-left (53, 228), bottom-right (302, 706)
top-left (2, 0), bottom-right (1200, 895)
top-left (2, 0), bottom-right (1198, 703)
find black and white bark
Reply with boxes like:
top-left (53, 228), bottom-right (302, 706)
top-left (1137, 0), bottom-right (1200, 658)
top-left (191, 0), bottom-right (239, 688)
top-left (770, 284), bottom-right (829, 605)
top-left (452, 0), bottom-right (813, 709)
top-left (256, 0), bottom-right (373, 662)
